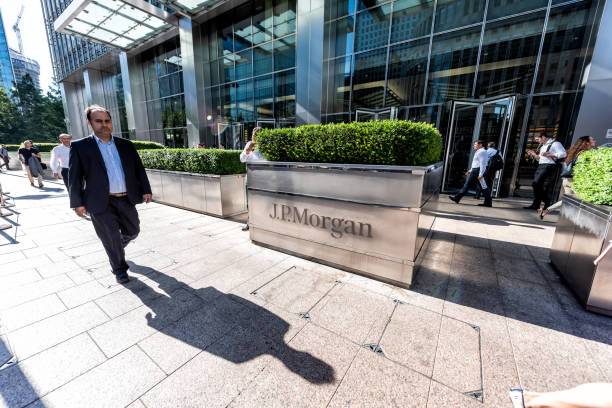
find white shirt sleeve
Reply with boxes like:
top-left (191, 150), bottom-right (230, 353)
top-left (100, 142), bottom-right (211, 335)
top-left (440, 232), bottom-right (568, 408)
top-left (478, 149), bottom-right (488, 177)
top-left (50, 146), bottom-right (60, 173)
top-left (551, 141), bottom-right (567, 159)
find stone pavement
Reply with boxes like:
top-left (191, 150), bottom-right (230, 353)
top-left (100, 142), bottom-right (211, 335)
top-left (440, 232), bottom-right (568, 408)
top-left (0, 169), bottom-right (610, 408)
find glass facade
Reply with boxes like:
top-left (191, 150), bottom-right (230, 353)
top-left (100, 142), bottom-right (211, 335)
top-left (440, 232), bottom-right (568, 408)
top-left (0, 9), bottom-right (15, 95)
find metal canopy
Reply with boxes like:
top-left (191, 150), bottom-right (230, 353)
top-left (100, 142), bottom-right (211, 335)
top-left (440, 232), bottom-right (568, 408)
top-left (155, 0), bottom-right (227, 16)
top-left (54, 0), bottom-right (178, 51)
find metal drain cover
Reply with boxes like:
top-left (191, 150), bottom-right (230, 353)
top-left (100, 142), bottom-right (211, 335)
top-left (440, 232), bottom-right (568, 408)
top-left (298, 312), bottom-right (311, 321)
top-left (363, 344), bottom-right (386, 357)
top-left (465, 390), bottom-right (483, 402)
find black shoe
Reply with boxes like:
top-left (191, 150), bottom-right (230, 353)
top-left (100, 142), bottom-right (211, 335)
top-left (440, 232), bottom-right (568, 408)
top-left (449, 195), bottom-right (460, 204)
top-left (241, 223), bottom-right (249, 231)
top-left (478, 203), bottom-right (492, 207)
top-left (523, 205), bottom-right (539, 210)
top-left (115, 273), bottom-right (130, 284)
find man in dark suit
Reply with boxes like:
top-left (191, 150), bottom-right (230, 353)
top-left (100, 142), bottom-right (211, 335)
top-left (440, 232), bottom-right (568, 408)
top-left (69, 105), bottom-right (152, 283)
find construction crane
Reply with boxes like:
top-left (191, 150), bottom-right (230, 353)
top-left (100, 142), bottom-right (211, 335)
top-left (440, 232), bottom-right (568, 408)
top-left (13, 5), bottom-right (24, 55)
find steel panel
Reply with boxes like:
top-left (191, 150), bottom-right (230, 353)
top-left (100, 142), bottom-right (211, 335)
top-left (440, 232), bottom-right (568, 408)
top-left (160, 172), bottom-right (184, 207)
top-left (146, 170), bottom-right (164, 202)
top-left (181, 173), bottom-right (206, 212)
top-left (220, 174), bottom-right (246, 216)
top-left (204, 176), bottom-right (222, 215)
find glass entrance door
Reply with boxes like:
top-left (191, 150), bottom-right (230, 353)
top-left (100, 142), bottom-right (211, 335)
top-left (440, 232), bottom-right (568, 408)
top-left (217, 123), bottom-right (245, 150)
top-left (443, 97), bottom-right (515, 196)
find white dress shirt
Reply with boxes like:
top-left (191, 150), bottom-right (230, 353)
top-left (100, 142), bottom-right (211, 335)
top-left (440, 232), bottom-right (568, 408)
top-left (486, 148), bottom-right (502, 159)
top-left (471, 147), bottom-right (489, 177)
top-left (50, 144), bottom-right (70, 173)
top-left (538, 139), bottom-right (567, 165)
top-left (240, 147), bottom-right (265, 163)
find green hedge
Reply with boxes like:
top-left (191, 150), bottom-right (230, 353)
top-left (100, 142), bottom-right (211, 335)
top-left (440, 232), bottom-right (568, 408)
top-left (572, 147), bottom-right (612, 205)
top-left (7, 140), bottom-right (165, 152)
top-left (130, 140), bottom-right (165, 150)
top-left (139, 149), bottom-right (246, 175)
top-left (4, 144), bottom-right (20, 150)
top-left (256, 120), bottom-right (443, 166)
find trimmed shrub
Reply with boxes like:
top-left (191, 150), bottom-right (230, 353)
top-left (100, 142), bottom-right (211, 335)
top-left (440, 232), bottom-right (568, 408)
top-left (130, 140), bottom-right (165, 150)
top-left (139, 149), bottom-right (246, 175)
top-left (23, 143), bottom-right (59, 152)
top-left (5, 144), bottom-right (20, 151)
top-left (572, 147), bottom-right (612, 205)
top-left (256, 120), bottom-right (443, 166)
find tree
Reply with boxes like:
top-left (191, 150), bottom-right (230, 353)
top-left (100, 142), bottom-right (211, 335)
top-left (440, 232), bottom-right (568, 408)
top-left (0, 88), bottom-right (21, 143)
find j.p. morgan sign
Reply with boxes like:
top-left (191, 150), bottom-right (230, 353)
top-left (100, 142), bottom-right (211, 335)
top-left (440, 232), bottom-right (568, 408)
top-left (269, 203), bottom-right (372, 239)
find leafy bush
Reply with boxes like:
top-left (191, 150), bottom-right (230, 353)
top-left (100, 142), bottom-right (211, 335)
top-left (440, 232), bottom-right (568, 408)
top-left (11, 139), bottom-right (165, 152)
top-left (256, 120), bottom-right (443, 166)
top-left (572, 147), bottom-right (612, 205)
top-left (22, 143), bottom-right (59, 152)
top-left (4, 144), bottom-right (20, 150)
top-left (130, 140), bottom-right (165, 150)
top-left (139, 149), bottom-right (246, 175)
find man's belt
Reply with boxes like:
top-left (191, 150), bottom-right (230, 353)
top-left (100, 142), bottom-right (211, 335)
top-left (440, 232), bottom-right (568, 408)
top-left (109, 192), bottom-right (127, 197)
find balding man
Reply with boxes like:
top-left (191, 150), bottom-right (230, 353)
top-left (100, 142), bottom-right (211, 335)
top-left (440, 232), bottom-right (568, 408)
top-left (51, 133), bottom-right (72, 189)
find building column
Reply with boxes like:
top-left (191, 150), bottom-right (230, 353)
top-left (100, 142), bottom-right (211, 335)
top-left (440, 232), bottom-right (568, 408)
top-left (179, 16), bottom-right (206, 147)
top-left (83, 68), bottom-right (105, 106)
top-left (572, 0), bottom-right (612, 147)
top-left (59, 81), bottom-right (88, 140)
top-left (295, 0), bottom-right (325, 126)
top-left (119, 52), bottom-right (136, 138)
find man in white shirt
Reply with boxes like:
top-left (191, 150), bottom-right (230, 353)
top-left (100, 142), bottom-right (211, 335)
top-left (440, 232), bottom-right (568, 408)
top-left (240, 127), bottom-right (266, 231)
top-left (524, 133), bottom-right (567, 211)
top-left (476, 141), bottom-right (504, 199)
top-left (50, 133), bottom-right (72, 189)
top-left (449, 140), bottom-right (493, 207)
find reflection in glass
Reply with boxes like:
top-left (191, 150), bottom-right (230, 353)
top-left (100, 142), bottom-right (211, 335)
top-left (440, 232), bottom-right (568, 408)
top-left (253, 43), bottom-right (273, 76)
top-left (220, 21), bottom-right (234, 55)
top-left (236, 80), bottom-right (254, 121)
top-left (235, 50), bottom-right (252, 81)
top-left (274, 34), bottom-right (296, 71)
top-left (221, 54), bottom-right (235, 83)
top-left (274, 0), bottom-right (296, 37)
top-left (386, 39), bottom-right (429, 107)
top-left (357, 0), bottom-right (389, 11)
top-left (209, 59), bottom-right (220, 85)
top-left (325, 0), bottom-right (355, 20)
top-left (435, 0), bottom-right (485, 33)
top-left (428, 26), bottom-right (481, 103)
top-left (275, 70), bottom-right (296, 118)
top-left (390, 0), bottom-right (434, 44)
top-left (324, 16), bottom-right (354, 59)
top-left (487, 0), bottom-right (547, 21)
top-left (234, 4), bottom-right (253, 51)
top-left (535, 0), bottom-right (597, 93)
top-left (352, 47), bottom-right (387, 109)
top-left (444, 104), bottom-right (479, 191)
top-left (220, 84), bottom-right (234, 121)
top-left (354, 4), bottom-right (391, 52)
top-left (324, 56), bottom-right (352, 114)
top-left (475, 12), bottom-right (545, 97)
top-left (404, 105), bottom-right (442, 129)
top-left (253, 0), bottom-right (273, 45)
top-left (255, 74), bottom-right (274, 118)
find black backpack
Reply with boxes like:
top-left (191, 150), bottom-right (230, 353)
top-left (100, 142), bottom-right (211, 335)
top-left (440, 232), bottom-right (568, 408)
top-left (488, 151), bottom-right (504, 172)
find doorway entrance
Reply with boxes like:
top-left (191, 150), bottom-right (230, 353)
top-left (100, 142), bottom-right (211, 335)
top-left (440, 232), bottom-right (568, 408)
top-left (442, 96), bottom-right (516, 197)
top-left (217, 123), bottom-right (245, 150)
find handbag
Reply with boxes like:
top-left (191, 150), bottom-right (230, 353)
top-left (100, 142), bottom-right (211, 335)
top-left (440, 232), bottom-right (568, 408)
top-left (560, 157), bottom-right (577, 178)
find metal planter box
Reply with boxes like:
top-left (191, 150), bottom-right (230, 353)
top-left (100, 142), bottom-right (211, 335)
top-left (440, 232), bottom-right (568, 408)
top-left (550, 194), bottom-right (612, 316)
top-left (145, 169), bottom-right (246, 217)
top-left (246, 161), bottom-right (443, 287)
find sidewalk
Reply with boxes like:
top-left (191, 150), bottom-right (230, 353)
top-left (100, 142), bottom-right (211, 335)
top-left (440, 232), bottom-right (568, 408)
top-left (0, 169), bottom-right (610, 408)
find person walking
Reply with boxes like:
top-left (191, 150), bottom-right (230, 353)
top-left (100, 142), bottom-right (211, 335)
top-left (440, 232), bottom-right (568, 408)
top-left (50, 133), bottom-right (72, 190)
top-left (449, 140), bottom-right (493, 207)
top-left (475, 141), bottom-right (504, 199)
top-left (18, 140), bottom-right (44, 188)
top-left (524, 133), bottom-right (567, 212)
top-left (69, 105), bottom-right (152, 284)
top-left (539, 135), bottom-right (595, 219)
top-left (240, 127), bottom-right (266, 231)
top-left (0, 144), bottom-right (9, 170)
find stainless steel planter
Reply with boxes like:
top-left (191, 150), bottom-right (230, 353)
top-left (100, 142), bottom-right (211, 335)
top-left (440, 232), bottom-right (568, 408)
top-left (246, 161), bottom-right (443, 287)
top-left (550, 195), bottom-right (612, 316)
top-left (146, 169), bottom-right (246, 217)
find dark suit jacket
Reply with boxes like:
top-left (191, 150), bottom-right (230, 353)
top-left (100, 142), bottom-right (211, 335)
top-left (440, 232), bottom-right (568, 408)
top-left (69, 135), bottom-right (152, 214)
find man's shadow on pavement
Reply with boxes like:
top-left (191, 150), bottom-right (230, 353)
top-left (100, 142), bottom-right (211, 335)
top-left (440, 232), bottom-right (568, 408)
top-left (124, 262), bottom-right (335, 385)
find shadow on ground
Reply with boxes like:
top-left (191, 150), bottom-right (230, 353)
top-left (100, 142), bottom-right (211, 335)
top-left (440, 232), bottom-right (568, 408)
top-left (125, 263), bottom-right (335, 384)
top-left (0, 337), bottom-right (48, 408)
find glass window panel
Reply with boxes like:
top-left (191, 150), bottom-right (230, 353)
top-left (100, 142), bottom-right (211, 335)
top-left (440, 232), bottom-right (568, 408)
top-left (148, 99), bottom-right (162, 129)
top-left (274, 35), bottom-right (296, 70)
top-left (221, 83), bottom-right (235, 121)
top-left (254, 43), bottom-right (273, 75)
top-left (100, 14), bottom-right (138, 35)
top-left (235, 50), bottom-right (253, 81)
top-left (236, 79), bottom-right (254, 121)
top-left (275, 70), bottom-right (296, 118)
top-left (390, 0), bottom-right (434, 43)
top-left (325, 0), bottom-right (355, 20)
top-left (324, 16), bottom-right (354, 59)
top-left (534, 0), bottom-right (598, 93)
top-left (274, 0), bottom-right (297, 37)
top-left (234, 4), bottom-right (253, 51)
top-left (210, 59), bottom-right (220, 85)
top-left (220, 54), bottom-right (235, 83)
top-left (211, 86), bottom-right (222, 119)
top-left (352, 47), bottom-right (387, 109)
top-left (324, 56), bottom-right (352, 113)
top-left (476, 11), bottom-right (545, 97)
top-left (255, 74), bottom-right (274, 118)
top-left (386, 38), bottom-right (429, 106)
top-left (487, 0), bottom-right (548, 21)
top-left (219, 22), bottom-right (234, 55)
top-left (253, 0), bottom-right (273, 45)
top-left (355, 4), bottom-right (392, 52)
top-left (434, 0), bottom-right (485, 33)
top-left (358, 0), bottom-right (390, 11)
top-left (427, 26), bottom-right (481, 103)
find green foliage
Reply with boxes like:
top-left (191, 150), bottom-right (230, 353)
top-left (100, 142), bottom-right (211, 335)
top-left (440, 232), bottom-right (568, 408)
top-left (19, 142), bottom-right (59, 152)
top-left (572, 147), bottom-right (612, 205)
top-left (130, 140), bottom-right (165, 150)
top-left (139, 149), bottom-right (246, 175)
top-left (4, 144), bottom-right (20, 151)
top-left (13, 140), bottom-right (165, 152)
top-left (256, 120), bottom-right (443, 166)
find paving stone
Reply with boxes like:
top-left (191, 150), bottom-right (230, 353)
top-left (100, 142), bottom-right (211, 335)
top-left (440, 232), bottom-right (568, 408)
top-left (7, 302), bottom-right (109, 360)
top-left (57, 280), bottom-right (124, 309)
top-left (309, 283), bottom-right (395, 344)
top-left (140, 324), bottom-right (277, 408)
top-left (125, 400), bottom-right (147, 408)
top-left (328, 348), bottom-right (430, 408)
top-left (229, 323), bottom-right (359, 408)
top-left (40, 346), bottom-right (165, 408)
top-left (0, 334), bottom-right (13, 367)
top-left (0, 294), bottom-right (66, 334)
top-left (0, 274), bottom-right (74, 311)
top-left (0, 333), bottom-right (106, 407)
top-left (0, 268), bottom-right (42, 291)
top-left (426, 381), bottom-right (482, 408)
top-left (493, 257), bottom-right (547, 285)
top-left (0, 250), bottom-right (26, 263)
top-left (0, 255), bottom-right (50, 277)
top-left (489, 239), bottom-right (531, 260)
top-left (388, 262), bottom-right (449, 314)
top-left (88, 288), bottom-right (203, 357)
top-left (65, 268), bottom-right (96, 285)
top-left (35, 259), bottom-right (82, 278)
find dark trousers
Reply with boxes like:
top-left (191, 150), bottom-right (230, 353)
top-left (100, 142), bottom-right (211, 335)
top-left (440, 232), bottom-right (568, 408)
top-left (90, 196), bottom-right (140, 275)
top-left (475, 170), bottom-right (496, 198)
top-left (1, 156), bottom-right (9, 170)
top-left (61, 168), bottom-right (69, 190)
top-left (455, 168), bottom-right (492, 206)
top-left (531, 164), bottom-right (556, 209)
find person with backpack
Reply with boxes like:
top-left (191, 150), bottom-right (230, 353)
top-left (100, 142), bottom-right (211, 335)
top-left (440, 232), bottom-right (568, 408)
top-left (539, 136), bottom-right (595, 219)
top-left (476, 141), bottom-right (504, 199)
top-left (524, 133), bottom-right (566, 213)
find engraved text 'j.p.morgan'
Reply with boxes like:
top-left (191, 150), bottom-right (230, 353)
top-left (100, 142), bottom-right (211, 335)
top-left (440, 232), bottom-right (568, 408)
top-left (269, 203), bottom-right (372, 239)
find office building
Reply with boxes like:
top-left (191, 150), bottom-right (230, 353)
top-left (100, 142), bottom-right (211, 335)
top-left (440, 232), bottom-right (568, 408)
top-left (0, 9), bottom-right (15, 95)
top-left (9, 48), bottom-right (41, 89)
